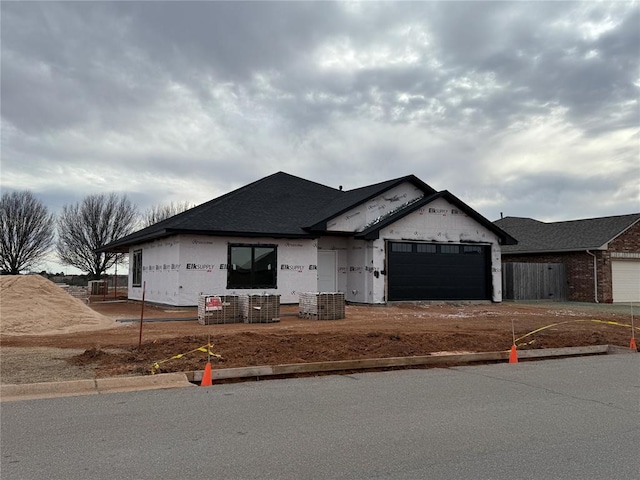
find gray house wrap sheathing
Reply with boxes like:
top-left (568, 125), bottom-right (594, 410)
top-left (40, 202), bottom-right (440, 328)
top-left (495, 214), bottom-right (640, 303)
top-left (100, 172), bottom-right (516, 306)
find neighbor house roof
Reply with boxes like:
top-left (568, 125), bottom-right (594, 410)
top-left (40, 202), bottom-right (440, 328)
top-left (494, 213), bottom-right (640, 254)
top-left (100, 171), bottom-right (515, 252)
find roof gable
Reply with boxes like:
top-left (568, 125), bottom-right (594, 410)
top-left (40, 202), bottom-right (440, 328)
top-left (355, 190), bottom-right (517, 244)
top-left (495, 213), bottom-right (640, 254)
top-left (305, 174), bottom-right (437, 231)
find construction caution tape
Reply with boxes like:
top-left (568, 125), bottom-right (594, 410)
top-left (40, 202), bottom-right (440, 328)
top-left (150, 343), bottom-right (223, 375)
top-left (514, 319), bottom-right (640, 344)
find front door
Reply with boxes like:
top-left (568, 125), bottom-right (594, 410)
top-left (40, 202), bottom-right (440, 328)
top-left (317, 250), bottom-right (337, 293)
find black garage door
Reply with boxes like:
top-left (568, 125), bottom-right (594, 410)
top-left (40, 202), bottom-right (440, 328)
top-left (387, 242), bottom-right (490, 301)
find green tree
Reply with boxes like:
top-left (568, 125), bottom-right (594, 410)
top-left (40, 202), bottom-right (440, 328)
top-left (56, 193), bottom-right (138, 279)
top-left (0, 190), bottom-right (55, 275)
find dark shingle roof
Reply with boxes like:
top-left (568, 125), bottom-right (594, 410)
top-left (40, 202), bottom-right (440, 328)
top-left (494, 213), bottom-right (640, 254)
top-left (100, 171), bottom-right (517, 252)
top-left (100, 172), bottom-right (436, 252)
top-left (101, 172), bottom-right (341, 251)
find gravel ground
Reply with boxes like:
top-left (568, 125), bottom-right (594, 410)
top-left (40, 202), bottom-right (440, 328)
top-left (1, 347), bottom-right (94, 384)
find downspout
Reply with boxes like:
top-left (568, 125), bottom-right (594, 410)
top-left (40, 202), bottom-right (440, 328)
top-left (586, 250), bottom-right (599, 303)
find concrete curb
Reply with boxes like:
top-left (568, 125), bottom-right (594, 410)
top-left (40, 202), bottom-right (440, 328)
top-left (0, 373), bottom-right (194, 402)
top-left (188, 344), bottom-right (633, 382)
top-left (2, 345), bottom-right (635, 402)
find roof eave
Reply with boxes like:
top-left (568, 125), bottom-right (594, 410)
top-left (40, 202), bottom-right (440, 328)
top-left (97, 228), bottom-right (319, 252)
top-left (96, 229), bottom-right (174, 253)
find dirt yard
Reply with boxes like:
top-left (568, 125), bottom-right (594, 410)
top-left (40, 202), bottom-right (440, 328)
top-left (1, 275), bottom-right (637, 385)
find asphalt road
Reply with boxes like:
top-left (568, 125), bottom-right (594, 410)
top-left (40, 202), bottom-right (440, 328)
top-left (1, 354), bottom-right (639, 480)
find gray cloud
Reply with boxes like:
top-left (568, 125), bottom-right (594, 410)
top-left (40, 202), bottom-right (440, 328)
top-left (1, 0), bottom-right (638, 246)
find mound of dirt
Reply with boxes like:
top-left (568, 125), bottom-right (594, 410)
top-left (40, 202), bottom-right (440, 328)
top-left (1, 289), bottom-right (636, 384)
top-left (0, 275), bottom-right (116, 335)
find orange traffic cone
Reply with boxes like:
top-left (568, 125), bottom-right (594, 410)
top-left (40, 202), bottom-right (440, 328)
top-left (630, 337), bottom-right (637, 351)
top-left (200, 362), bottom-right (213, 386)
top-left (509, 344), bottom-right (518, 364)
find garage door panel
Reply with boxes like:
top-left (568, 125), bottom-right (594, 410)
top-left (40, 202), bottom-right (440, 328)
top-left (612, 260), bottom-right (640, 303)
top-left (388, 242), bottom-right (490, 301)
top-left (393, 277), bottom-right (443, 289)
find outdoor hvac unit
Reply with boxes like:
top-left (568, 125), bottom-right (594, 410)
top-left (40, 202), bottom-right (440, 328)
top-left (197, 295), bottom-right (242, 325)
top-left (299, 292), bottom-right (345, 320)
top-left (239, 294), bottom-right (281, 323)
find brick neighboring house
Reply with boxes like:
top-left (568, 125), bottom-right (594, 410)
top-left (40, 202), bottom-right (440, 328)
top-left (495, 214), bottom-right (640, 303)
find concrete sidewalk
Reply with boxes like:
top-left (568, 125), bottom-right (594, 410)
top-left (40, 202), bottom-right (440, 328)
top-left (0, 373), bottom-right (194, 402)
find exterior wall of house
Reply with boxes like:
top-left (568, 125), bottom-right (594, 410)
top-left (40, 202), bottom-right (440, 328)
top-left (502, 222), bottom-right (640, 303)
top-left (608, 222), bottom-right (640, 252)
top-left (345, 238), bottom-right (367, 303)
top-left (128, 237), bottom-right (181, 305)
top-left (345, 238), bottom-right (381, 303)
top-left (326, 182), bottom-right (424, 232)
top-left (370, 239), bottom-right (387, 303)
top-left (317, 237), bottom-right (380, 303)
top-left (129, 235), bottom-right (317, 306)
top-left (377, 197), bottom-right (503, 302)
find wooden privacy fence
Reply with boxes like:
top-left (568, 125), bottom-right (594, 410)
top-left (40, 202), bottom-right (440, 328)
top-left (502, 262), bottom-right (568, 301)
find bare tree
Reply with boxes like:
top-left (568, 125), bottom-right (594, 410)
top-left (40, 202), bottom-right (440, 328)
top-left (0, 191), bottom-right (55, 275)
top-left (142, 201), bottom-right (193, 227)
top-left (56, 193), bottom-right (138, 279)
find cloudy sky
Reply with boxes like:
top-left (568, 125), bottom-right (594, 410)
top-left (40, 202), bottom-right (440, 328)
top-left (2, 1), bottom-right (639, 250)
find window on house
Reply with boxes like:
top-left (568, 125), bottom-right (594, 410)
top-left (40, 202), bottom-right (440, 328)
top-left (463, 246), bottom-right (483, 254)
top-left (132, 249), bottom-right (142, 287)
top-left (440, 245), bottom-right (460, 254)
top-left (417, 244), bottom-right (437, 253)
top-left (227, 244), bottom-right (277, 289)
top-left (391, 243), bottom-right (413, 253)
